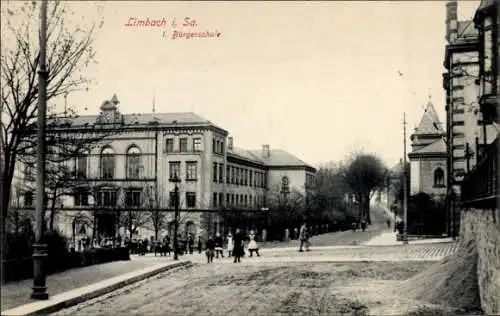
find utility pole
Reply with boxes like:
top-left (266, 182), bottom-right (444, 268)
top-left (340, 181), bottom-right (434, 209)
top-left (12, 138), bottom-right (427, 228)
top-left (403, 113), bottom-right (409, 245)
top-left (32, 0), bottom-right (49, 300)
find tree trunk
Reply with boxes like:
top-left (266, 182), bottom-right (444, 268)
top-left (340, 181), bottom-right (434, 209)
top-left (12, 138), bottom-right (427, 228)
top-left (362, 194), bottom-right (371, 225)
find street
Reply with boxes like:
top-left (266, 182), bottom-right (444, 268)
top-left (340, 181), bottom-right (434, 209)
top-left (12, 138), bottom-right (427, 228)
top-left (52, 260), bottom-right (435, 316)
top-left (51, 231), bottom-right (459, 316)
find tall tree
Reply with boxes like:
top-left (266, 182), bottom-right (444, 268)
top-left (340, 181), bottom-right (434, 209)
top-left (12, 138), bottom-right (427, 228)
top-left (343, 152), bottom-right (387, 224)
top-left (1, 1), bottom-right (102, 257)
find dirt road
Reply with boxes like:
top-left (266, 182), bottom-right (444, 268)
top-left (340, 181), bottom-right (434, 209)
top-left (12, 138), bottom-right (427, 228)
top-left (53, 261), bottom-right (442, 316)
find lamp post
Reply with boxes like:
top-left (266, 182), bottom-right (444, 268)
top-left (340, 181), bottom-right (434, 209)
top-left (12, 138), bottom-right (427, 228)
top-left (402, 113), bottom-right (409, 245)
top-left (170, 173), bottom-right (181, 260)
top-left (261, 207), bottom-right (270, 242)
top-left (31, 0), bottom-right (49, 300)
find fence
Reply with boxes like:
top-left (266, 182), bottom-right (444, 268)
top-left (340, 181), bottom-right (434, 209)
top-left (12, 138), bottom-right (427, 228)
top-left (461, 136), bottom-right (498, 209)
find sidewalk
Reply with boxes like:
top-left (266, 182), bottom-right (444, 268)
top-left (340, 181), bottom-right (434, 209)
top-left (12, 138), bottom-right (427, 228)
top-left (1, 256), bottom-right (190, 315)
top-left (364, 230), bottom-right (454, 246)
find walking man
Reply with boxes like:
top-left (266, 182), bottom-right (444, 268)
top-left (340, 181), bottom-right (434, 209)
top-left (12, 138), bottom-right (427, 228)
top-left (298, 222), bottom-right (310, 252)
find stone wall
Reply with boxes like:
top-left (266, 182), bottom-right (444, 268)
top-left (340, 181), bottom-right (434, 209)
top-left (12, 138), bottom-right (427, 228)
top-left (459, 208), bottom-right (500, 315)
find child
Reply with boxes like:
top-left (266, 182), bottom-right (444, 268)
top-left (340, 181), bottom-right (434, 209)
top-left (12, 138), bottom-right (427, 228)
top-left (226, 232), bottom-right (233, 257)
top-left (248, 230), bottom-right (260, 257)
top-left (214, 233), bottom-right (224, 258)
top-left (205, 235), bottom-right (215, 263)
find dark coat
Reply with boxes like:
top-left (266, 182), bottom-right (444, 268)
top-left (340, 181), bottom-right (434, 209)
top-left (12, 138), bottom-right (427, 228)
top-left (232, 232), bottom-right (244, 257)
top-left (205, 238), bottom-right (215, 251)
top-left (214, 236), bottom-right (224, 248)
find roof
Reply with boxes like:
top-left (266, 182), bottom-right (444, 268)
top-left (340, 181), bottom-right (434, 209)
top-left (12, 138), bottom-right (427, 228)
top-left (389, 159), bottom-right (409, 176)
top-left (413, 101), bottom-right (445, 135)
top-left (456, 21), bottom-right (479, 42)
top-left (249, 149), bottom-right (311, 168)
top-left (57, 112), bottom-right (223, 130)
top-left (410, 138), bottom-right (447, 155)
top-left (227, 147), bottom-right (264, 164)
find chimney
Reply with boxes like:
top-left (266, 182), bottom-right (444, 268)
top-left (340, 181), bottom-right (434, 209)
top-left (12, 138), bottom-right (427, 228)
top-left (445, 1), bottom-right (458, 43)
top-left (262, 144), bottom-right (270, 157)
top-left (228, 137), bottom-right (233, 150)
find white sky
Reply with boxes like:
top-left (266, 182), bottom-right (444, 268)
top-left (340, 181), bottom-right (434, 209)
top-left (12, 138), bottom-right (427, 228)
top-left (40, 1), bottom-right (480, 168)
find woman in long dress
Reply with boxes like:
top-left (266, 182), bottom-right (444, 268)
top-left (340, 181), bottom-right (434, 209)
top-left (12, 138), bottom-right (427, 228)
top-left (247, 230), bottom-right (260, 257)
top-left (232, 228), bottom-right (244, 263)
top-left (226, 232), bottom-right (233, 257)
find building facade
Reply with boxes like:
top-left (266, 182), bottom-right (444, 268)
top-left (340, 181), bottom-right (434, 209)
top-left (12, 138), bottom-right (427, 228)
top-left (442, 0), bottom-right (499, 237)
top-left (11, 95), bottom-right (316, 242)
top-left (408, 100), bottom-right (447, 199)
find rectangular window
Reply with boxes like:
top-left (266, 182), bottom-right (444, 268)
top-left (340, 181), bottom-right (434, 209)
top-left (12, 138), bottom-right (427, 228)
top-left (97, 191), bottom-right (117, 206)
top-left (75, 156), bottom-right (87, 179)
top-left (236, 194), bottom-right (239, 205)
top-left (25, 191), bottom-right (34, 207)
top-left (226, 165), bottom-right (230, 183)
top-left (179, 138), bottom-right (188, 152)
top-left (169, 191), bottom-right (176, 207)
top-left (169, 162), bottom-right (181, 180)
top-left (74, 189), bottom-right (89, 206)
top-left (101, 156), bottom-right (115, 179)
top-left (193, 138), bottom-right (202, 151)
top-left (218, 163), bottom-right (224, 183)
top-left (212, 138), bottom-right (216, 153)
top-left (186, 161), bottom-right (197, 180)
top-left (125, 190), bottom-right (142, 207)
top-left (231, 167), bottom-right (235, 184)
top-left (218, 193), bottom-right (223, 207)
top-left (226, 193), bottom-right (230, 205)
top-left (24, 164), bottom-right (33, 180)
top-left (220, 141), bottom-right (224, 155)
top-left (216, 140), bottom-right (220, 154)
top-left (244, 195), bottom-right (248, 206)
top-left (249, 195), bottom-right (252, 206)
top-left (244, 170), bottom-right (248, 186)
top-left (165, 138), bottom-right (174, 153)
top-left (249, 171), bottom-right (253, 187)
top-left (213, 163), bottom-right (218, 182)
top-left (212, 192), bottom-right (217, 207)
top-left (186, 192), bottom-right (196, 208)
top-left (231, 194), bottom-right (235, 205)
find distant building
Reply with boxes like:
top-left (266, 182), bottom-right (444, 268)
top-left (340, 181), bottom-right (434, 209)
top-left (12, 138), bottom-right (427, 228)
top-left (11, 95), bottom-right (316, 242)
top-left (408, 100), bottom-right (447, 200)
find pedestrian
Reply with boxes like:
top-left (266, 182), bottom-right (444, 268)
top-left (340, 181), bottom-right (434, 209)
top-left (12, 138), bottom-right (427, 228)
top-left (197, 236), bottom-right (203, 254)
top-left (226, 232), bottom-right (233, 257)
top-left (188, 234), bottom-right (194, 254)
top-left (205, 235), bottom-right (215, 264)
top-left (215, 233), bottom-right (224, 258)
top-left (298, 222), bottom-right (310, 252)
top-left (361, 218), bottom-right (367, 232)
top-left (232, 228), bottom-right (244, 263)
top-left (386, 218), bottom-right (391, 229)
top-left (247, 230), bottom-right (260, 257)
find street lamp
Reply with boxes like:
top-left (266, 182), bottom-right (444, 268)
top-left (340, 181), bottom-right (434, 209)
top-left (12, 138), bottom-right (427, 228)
top-left (32, 0), bottom-right (49, 300)
top-left (170, 173), bottom-right (181, 260)
top-left (402, 113), bottom-right (409, 245)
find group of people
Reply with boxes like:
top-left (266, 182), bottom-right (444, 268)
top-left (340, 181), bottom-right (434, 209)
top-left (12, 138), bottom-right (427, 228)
top-left (205, 229), bottom-right (260, 264)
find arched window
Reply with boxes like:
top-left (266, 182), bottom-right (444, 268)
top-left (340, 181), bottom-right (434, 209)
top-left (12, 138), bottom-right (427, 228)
top-left (126, 146), bottom-right (142, 179)
top-left (101, 147), bottom-right (115, 179)
top-left (434, 168), bottom-right (445, 187)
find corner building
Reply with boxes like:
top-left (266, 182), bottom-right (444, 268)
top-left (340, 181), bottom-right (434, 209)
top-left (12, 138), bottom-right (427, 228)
top-left (13, 95), bottom-right (316, 241)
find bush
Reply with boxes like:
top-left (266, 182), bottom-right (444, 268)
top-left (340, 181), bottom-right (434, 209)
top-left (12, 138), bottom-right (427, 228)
top-left (407, 193), bottom-right (447, 236)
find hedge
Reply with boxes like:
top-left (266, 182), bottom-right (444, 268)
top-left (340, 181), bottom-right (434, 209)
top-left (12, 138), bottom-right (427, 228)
top-left (2, 230), bottom-right (130, 284)
top-left (2, 247), bottom-right (130, 283)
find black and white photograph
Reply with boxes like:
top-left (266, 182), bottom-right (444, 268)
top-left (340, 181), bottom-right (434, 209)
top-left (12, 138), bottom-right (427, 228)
top-left (0, 0), bottom-right (498, 315)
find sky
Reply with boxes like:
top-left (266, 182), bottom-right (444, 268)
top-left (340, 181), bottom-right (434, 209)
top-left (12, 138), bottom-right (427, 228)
top-left (7, 1), bottom-right (480, 168)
